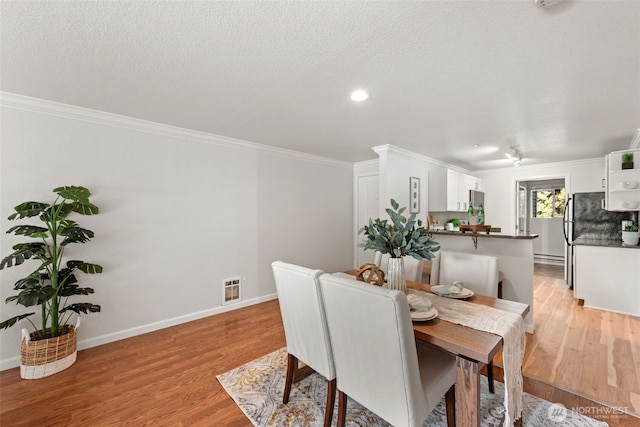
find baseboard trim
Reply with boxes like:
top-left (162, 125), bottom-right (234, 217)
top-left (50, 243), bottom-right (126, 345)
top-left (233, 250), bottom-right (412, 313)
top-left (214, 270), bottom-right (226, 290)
top-left (534, 254), bottom-right (564, 266)
top-left (0, 293), bottom-right (278, 371)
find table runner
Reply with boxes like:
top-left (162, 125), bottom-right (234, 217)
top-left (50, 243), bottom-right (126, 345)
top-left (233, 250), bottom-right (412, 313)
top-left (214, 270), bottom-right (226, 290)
top-left (408, 289), bottom-right (526, 427)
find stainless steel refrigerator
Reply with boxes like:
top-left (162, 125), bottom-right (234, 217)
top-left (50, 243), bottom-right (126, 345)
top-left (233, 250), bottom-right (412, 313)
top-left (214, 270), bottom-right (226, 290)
top-left (563, 192), bottom-right (633, 288)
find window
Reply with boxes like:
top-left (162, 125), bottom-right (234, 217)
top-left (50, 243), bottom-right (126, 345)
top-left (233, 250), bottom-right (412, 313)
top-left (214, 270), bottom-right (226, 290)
top-left (532, 188), bottom-right (566, 218)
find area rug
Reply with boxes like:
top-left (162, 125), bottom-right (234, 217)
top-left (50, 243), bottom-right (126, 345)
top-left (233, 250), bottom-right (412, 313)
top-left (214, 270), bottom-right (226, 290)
top-left (217, 348), bottom-right (607, 427)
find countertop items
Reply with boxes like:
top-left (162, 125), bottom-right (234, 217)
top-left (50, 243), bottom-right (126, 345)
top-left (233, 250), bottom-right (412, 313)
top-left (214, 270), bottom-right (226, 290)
top-left (572, 236), bottom-right (640, 249)
top-left (459, 224), bottom-right (491, 235)
top-left (430, 230), bottom-right (538, 240)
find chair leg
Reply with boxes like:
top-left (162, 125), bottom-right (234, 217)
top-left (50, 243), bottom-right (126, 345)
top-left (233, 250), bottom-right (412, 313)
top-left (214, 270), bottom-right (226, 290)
top-left (324, 379), bottom-right (336, 427)
top-left (487, 361), bottom-right (495, 394)
top-left (337, 391), bottom-right (348, 427)
top-left (445, 385), bottom-right (456, 427)
top-left (283, 353), bottom-right (298, 404)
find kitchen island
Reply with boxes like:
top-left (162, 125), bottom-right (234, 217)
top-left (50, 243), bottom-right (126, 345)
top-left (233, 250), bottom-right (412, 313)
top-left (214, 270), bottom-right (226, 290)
top-left (429, 230), bottom-right (538, 332)
top-left (572, 237), bottom-right (640, 316)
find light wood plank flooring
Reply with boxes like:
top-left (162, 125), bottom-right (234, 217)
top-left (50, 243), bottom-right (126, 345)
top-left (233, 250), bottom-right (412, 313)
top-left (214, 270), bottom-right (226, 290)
top-left (520, 264), bottom-right (640, 419)
top-left (0, 264), bottom-right (638, 426)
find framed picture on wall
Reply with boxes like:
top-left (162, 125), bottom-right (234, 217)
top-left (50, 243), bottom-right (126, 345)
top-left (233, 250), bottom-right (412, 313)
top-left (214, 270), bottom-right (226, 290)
top-left (410, 177), bottom-right (420, 213)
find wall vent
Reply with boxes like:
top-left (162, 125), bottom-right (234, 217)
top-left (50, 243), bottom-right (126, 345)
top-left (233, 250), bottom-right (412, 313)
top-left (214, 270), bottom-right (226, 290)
top-left (222, 277), bottom-right (242, 305)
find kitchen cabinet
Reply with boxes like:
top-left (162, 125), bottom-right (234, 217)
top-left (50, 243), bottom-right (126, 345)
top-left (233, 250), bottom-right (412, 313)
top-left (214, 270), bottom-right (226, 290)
top-left (605, 148), bottom-right (640, 211)
top-left (428, 168), bottom-right (484, 212)
top-left (446, 169), bottom-right (483, 212)
top-left (574, 244), bottom-right (640, 316)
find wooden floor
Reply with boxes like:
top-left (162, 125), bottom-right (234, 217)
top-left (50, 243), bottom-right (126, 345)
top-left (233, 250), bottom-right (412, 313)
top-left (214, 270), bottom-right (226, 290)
top-left (0, 264), bottom-right (639, 426)
top-left (519, 264), bottom-right (640, 422)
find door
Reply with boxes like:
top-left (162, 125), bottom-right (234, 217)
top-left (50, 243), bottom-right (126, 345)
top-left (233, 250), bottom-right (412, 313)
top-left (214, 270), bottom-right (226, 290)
top-left (516, 184), bottom-right (527, 233)
top-left (356, 174), bottom-right (379, 267)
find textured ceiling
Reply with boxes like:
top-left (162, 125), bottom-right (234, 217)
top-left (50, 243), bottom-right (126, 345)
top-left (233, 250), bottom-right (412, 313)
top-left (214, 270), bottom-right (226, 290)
top-left (1, 0), bottom-right (639, 170)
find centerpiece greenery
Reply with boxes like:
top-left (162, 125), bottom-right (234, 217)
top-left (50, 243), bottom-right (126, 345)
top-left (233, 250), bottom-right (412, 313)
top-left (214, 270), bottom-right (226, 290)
top-left (0, 186), bottom-right (103, 339)
top-left (358, 199), bottom-right (440, 260)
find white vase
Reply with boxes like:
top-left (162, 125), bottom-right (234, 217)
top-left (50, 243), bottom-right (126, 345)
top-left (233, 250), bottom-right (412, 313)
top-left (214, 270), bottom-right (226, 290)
top-left (622, 231), bottom-right (639, 246)
top-left (386, 257), bottom-right (406, 293)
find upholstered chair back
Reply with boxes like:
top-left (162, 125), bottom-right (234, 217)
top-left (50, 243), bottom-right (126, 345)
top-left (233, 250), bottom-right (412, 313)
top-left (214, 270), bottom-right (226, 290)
top-left (271, 261), bottom-right (335, 381)
top-left (430, 251), bottom-right (499, 297)
top-left (319, 273), bottom-right (431, 426)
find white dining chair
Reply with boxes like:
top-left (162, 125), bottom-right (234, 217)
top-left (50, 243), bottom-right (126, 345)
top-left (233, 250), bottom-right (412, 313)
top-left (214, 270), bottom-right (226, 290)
top-left (319, 273), bottom-right (456, 427)
top-left (374, 251), bottom-right (425, 283)
top-left (429, 250), bottom-right (499, 392)
top-left (271, 261), bottom-right (336, 427)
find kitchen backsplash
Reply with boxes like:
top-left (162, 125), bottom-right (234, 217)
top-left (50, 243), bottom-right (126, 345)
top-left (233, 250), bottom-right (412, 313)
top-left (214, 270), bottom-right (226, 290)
top-left (573, 192), bottom-right (635, 240)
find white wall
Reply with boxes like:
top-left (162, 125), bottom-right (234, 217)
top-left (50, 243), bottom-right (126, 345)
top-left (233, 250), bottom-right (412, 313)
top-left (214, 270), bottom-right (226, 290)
top-left (530, 218), bottom-right (564, 257)
top-left (0, 94), bottom-right (354, 369)
top-left (476, 158), bottom-right (605, 234)
top-left (373, 145), bottom-right (431, 222)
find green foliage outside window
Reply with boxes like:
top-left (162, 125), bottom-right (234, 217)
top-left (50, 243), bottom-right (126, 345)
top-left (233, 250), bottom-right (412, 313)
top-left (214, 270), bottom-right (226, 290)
top-left (533, 188), bottom-right (566, 218)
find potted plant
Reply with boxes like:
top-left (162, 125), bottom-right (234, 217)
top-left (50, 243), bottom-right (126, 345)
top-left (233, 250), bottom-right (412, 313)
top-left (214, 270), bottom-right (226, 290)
top-left (0, 186), bottom-right (102, 379)
top-left (446, 218), bottom-right (461, 232)
top-left (358, 199), bottom-right (440, 292)
top-left (622, 224), bottom-right (639, 246)
top-left (622, 152), bottom-right (634, 170)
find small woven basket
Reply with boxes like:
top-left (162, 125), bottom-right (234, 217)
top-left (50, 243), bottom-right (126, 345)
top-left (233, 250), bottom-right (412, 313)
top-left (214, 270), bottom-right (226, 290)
top-left (20, 318), bottom-right (80, 379)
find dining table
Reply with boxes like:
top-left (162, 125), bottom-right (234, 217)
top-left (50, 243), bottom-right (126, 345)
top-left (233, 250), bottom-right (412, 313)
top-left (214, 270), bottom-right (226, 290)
top-left (345, 270), bottom-right (529, 427)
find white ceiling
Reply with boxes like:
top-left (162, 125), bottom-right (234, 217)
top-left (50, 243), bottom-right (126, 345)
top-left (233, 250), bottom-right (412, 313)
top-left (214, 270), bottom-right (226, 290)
top-left (1, 0), bottom-right (639, 170)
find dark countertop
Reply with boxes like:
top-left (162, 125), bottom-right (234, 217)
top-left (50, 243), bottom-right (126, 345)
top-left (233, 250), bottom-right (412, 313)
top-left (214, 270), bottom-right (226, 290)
top-left (430, 230), bottom-right (538, 240)
top-left (572, 236), bottom-right (640, 249)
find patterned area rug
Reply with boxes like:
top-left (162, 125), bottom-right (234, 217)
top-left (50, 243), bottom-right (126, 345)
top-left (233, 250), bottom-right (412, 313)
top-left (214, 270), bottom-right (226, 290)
top-left (217, 348), bottom-right (607, 427)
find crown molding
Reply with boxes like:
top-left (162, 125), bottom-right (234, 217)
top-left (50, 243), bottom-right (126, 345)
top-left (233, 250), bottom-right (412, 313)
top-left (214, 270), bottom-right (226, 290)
top-left (0, 92), bottom-right (353, 170)
top-left (353, 158), bottom-right (379, 175)
top-left (476, 156), bottom-right (604, 175)
top-left (629, 128), bottom-right (640, 149)
top-left (371, 144), bottom-right (472, 173)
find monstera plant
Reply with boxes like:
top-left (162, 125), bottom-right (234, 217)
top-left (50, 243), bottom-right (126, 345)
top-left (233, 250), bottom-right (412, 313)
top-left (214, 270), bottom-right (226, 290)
top-left (0, 186), bottom-right (102, 340)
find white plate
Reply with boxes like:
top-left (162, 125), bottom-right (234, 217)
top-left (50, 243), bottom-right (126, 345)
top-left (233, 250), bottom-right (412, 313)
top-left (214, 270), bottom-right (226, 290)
top-left (411, 307), bottom-right (438, 321)
top-left (430, 285), bottom-right (475, 299)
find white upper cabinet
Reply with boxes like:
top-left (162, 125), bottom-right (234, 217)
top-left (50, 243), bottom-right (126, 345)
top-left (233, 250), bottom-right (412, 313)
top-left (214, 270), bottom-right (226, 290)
top-left (430, 169), bottom-right (484, 212)
top-left (605, 148), bottom-right (640, 211)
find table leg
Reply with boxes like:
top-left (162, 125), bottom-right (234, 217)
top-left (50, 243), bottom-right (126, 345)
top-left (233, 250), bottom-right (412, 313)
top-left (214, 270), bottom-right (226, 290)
top-left (456, 355), bottom-right (481, 427)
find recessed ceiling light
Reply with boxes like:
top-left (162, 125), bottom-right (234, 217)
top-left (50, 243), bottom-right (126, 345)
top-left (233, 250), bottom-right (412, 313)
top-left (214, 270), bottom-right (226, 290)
top-left (350, 90), bottom-right (369, 102)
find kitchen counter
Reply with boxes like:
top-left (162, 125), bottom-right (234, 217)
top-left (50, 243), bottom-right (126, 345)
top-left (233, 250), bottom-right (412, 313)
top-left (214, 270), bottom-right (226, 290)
top-left (430, 230), bottom-right (538, 240)
top-left (428, 231), bottom-right (536, 333)
top-left (572, 236), bottom-right (640, 249)
top-left (574, 245), bottom-right (640, 316)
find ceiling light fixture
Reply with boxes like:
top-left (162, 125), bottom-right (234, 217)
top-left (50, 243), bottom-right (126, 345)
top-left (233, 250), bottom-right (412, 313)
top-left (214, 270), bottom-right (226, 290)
top-left (505, 146), bottom-right (523, 166)
top-left (350, 90), bottom-right (369, 102)
top-left (534, 0), bottom-right (561, 8)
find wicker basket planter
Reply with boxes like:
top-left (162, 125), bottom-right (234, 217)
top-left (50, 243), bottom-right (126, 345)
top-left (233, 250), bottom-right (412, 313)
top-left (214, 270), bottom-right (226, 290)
top-left (20, 318), bottom-right (79, 379)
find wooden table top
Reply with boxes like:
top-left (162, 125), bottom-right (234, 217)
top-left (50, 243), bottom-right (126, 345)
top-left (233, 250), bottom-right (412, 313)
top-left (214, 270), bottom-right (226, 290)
top-left (408, 280), bottom-right (529, 364)
top-left (343, 271), bottom-right (530, 364)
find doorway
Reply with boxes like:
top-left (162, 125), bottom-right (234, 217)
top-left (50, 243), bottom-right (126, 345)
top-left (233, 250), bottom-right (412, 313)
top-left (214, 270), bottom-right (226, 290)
top-left (515, 178), bottom-right (566, 266)
top-left (355, 174), bottom-right (379, 267)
